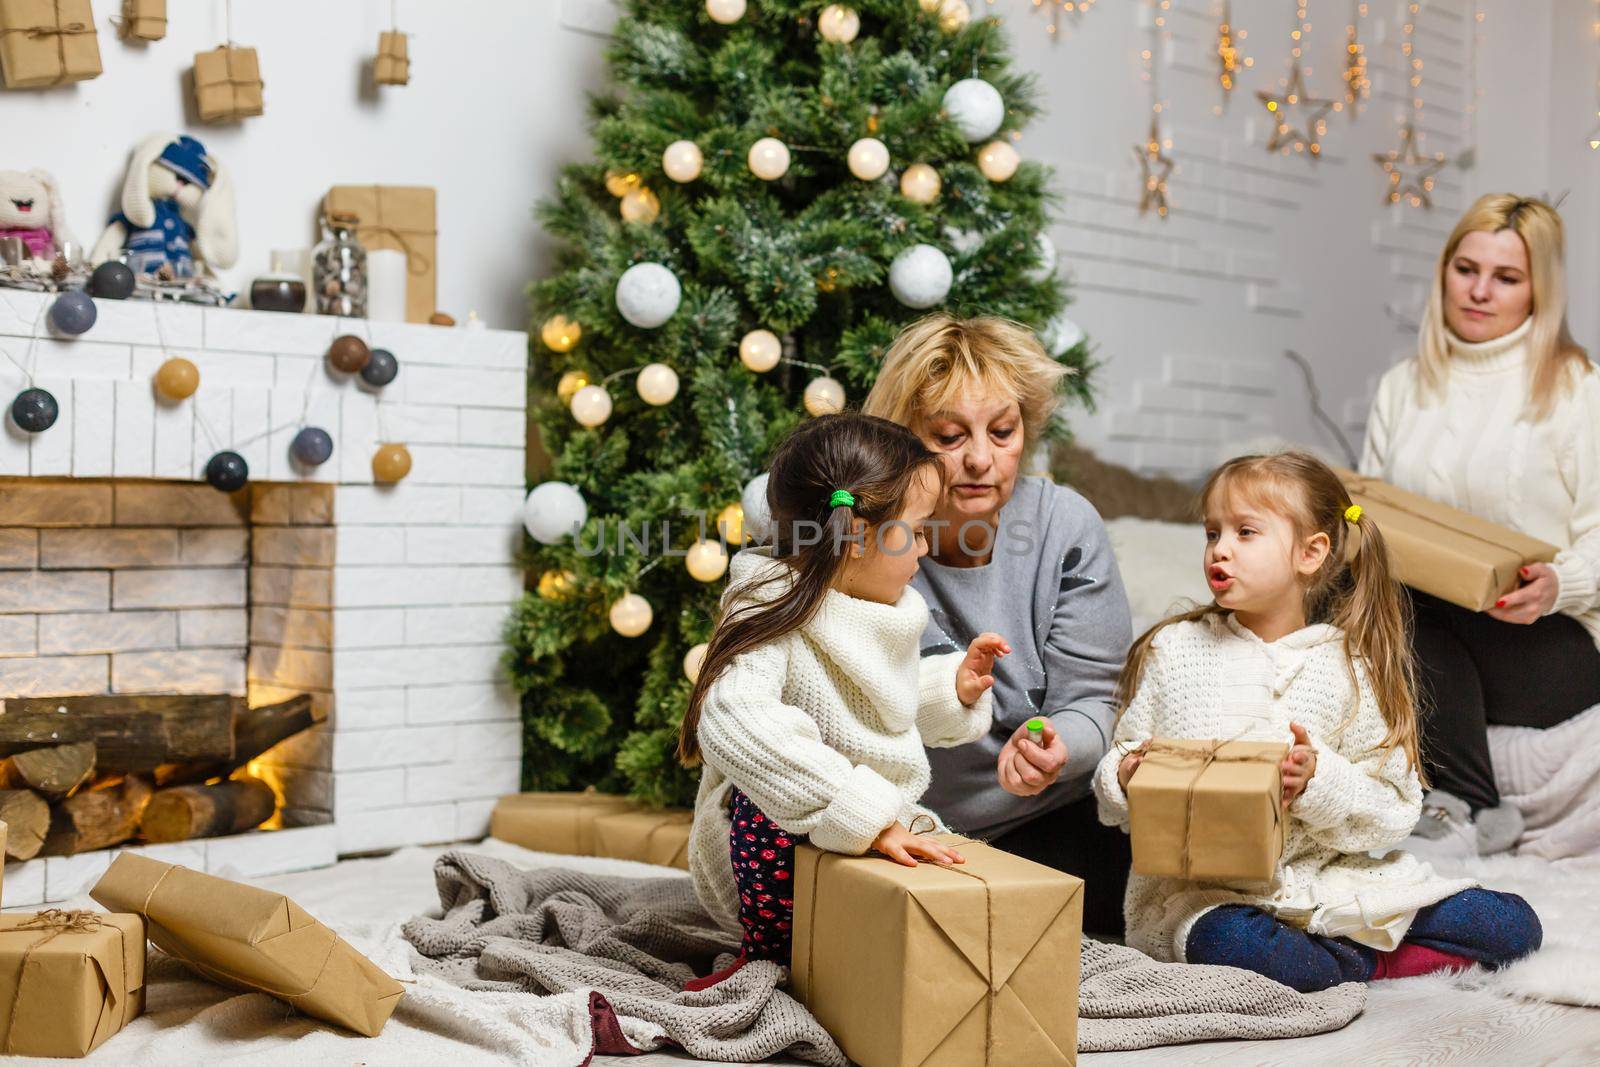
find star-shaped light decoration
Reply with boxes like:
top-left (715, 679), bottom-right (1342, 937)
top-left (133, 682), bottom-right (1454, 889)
top-left (1256, 60), bottom-right (1335, 158)
top-left (1022, 0), bottom-right (1098, 39)
top-left (1214, 0), bottom-right (1252, 113)
top-left (1135, 117), bottom-right (1174, 217)
top-left (1373, 121), bottom-right (1447, 208)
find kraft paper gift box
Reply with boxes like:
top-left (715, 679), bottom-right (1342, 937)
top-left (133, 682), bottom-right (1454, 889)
top-left (90, 853), bottom-right (403, 1037)
top-left (322, 186), bottom-right (437, 323)
top-left (0, 0), bottom-right (102, 88)
top-left (592, 809), bottom-right (693, 870)
top-left (119, 0), bottom-right (165, 41)
top-left (792, 836), bottom-right (1082, 1067)
top-left (193, 44), bottom-right (263, 123)
top-left (489, 790), bottom-right (639, 856)
top-left (374, 30), bottom-right (408, 85)
top-left (0, 910), bottom-right (145, 1058)
top-left (1127, 738), bottom-right (1288, 883)
top-left (1335, 467), bottom-right (1559, 612)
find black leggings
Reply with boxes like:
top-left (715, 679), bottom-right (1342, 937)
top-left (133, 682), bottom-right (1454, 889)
top-left (990, 792), bottom-right (1130, 939)
top-left (1409, 588), bottom-right (1600, 811)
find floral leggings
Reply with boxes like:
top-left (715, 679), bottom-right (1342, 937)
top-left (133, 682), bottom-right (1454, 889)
top-left (727, 788), bottom-right (805, 963)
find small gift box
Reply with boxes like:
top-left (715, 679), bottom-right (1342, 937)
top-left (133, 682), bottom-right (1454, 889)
top-left (322, 186), bottom-right (437, 324)
top-left (792, 836), bottom-right (1082, 1067)
top-left (119, 0), bottom-right (165, 41)
top-left (374, 30), bottom-right (408, 85)
top-left (0, 910), bottom-right (145, 1058)
top-left (1127, 737), bottom-right (1288, 883)
top-left (489, 789), bottom-right (640, 856)
top-left (0, 0), bottom-right (101, 88)
top-left (592, 808), bottom-right (692, 869)
top-left (193, 44), bottom-right (263, 123)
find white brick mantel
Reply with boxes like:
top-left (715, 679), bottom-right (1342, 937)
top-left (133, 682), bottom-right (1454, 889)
top-left (0, 290), bottom-right (529, 887)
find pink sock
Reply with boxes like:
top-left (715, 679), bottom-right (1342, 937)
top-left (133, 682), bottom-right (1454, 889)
top-left (1372, 943), bottom-right (1477, 980)
top-left (683, 954), bottom-right (750, 992)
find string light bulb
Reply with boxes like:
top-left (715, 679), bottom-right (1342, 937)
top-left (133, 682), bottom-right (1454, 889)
top-left (541, 315), bottom-right (581, 352)
top-left (748, 137), bottom-right (791, 180)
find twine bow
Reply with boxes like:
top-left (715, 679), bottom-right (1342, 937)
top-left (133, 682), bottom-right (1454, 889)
top-left (2, 910), bottom-right (107, 1053)
top-left (1, 0), bottom-right (93, 86)
top-left (1137, 738), bottom-right (1283, 881)
top-left (350, 186), bottom-right (434, 276)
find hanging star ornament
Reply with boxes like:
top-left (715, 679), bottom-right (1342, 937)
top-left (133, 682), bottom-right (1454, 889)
top-left (1214, 0), bottom-right (1251, 113)
top-left (1373, 121), bottom-right (1447, 208)
top-left (1256, 60), bottom-right (1335, 159)
top-left (1135, 117), bottom-right (1174, 217)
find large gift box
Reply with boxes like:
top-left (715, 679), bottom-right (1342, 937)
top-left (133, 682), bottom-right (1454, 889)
top-left (489, 789), bottom-right (639, 856)
top-left (792, 836), bottom-right (1082, 1067)
top-left (90, 853), bottom-right (403, 1037)
top-left (1127, 738), bottom-right (1288, 883)
top-left (119, 0), bottom-right (165, 41)
top-left (374, 30), bottom-right (408, 85)
top-left (0, 910), bottom-right (145, 1057)
top-left (193, 45), bottom-right (263, 123)
top-left (1335, 467), bottom-right (1559, 612)
top-left (322, 186), bottom-right (437, 323)
top-left (0, 0), bottom-right (101, 88)
top-left (593, 808), bottom-right (692, 870)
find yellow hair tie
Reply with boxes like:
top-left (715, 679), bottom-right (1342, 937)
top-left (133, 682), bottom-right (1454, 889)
top-left (1344, 504), bottom-right (1363, 525)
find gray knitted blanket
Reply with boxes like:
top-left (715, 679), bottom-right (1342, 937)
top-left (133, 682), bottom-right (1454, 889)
top-left (402, 850), bottom-right (1366, 1062)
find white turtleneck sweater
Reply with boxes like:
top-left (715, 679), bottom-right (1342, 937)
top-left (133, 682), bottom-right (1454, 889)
top-left (688, 548), bottom-right (994, 938)
top-left (1361, 315), bottom-right (1600, 646)
top-left (1093, 614), bottom-right (1475, 963)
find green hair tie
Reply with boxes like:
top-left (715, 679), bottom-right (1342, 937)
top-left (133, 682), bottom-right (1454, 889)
top-left (829, 489), bottom-right (855, 509)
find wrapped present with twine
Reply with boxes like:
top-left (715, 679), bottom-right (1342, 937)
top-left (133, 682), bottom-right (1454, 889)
top-left (0, 910), bottom-right (145, 1058)
top-left (489, 790), bottom-right (640, 856)
top-left (375, 29), bottom-right (408, 85)
top-left (119, 0), bottom-right (165, 41)
top-left (0, 0), bottom-right (102, 88)
top-left (1127, 737), bottom-right (1288, 883)
top-left (322, 186), bottom-right (436, 323)
top-left (592, 808), bottom-right (692, 870)
top-left (193, 44), bottom-right (263, 123)
top-left (90, 854), bottom-right (403, 1037)
top-left (792, 831), bottom-right (1082, 1067)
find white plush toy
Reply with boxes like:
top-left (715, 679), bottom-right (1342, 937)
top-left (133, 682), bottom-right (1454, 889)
top-left (91, 133), bottom-right (237, 278)
top-left (0, 169), bottom-right (74, 263)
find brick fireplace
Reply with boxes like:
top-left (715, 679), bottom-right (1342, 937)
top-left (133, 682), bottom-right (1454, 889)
top-left (0, 291), bottom-right (527, 903)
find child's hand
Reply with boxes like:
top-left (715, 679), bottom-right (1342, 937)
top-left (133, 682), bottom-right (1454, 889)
top-left (871, 822), bottom-right (965, 867)
top-left (956, 632), bottom-right (1010, 706)
top-left (1117, 741), bottom-right (1151, 792)
top-left (1281, 721), bottom-right (1318, 808)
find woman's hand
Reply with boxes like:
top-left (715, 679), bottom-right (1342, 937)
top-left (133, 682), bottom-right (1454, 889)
top-left (956, 632), bottom-right (1010, 706)
top-left (871, 822), bottom-right (964, 867)
top-left (1116, 741), bottom-right (1150, 793)
top-left (997, 717), bottom-right (1068, 797)
top-left (1487, 563), bottom-right (1558, 625)
top-left (1281, 722), bottom-right (1318, 808)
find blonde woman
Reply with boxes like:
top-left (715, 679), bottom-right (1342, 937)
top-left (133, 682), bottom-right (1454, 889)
top-left (863, 313), bottom-right (1135, 935)
top-left (1361, 194), bottom-right (1600, 855)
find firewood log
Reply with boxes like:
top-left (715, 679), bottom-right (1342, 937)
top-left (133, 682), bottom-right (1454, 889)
top-left (42, 775), bottom-right (153, 855)
top-left (0, 788), bottom-right (50, 860)
top-left (139, 776), bottom-right (277, 843)
top-left (0, 741), bottom-right (95, 796)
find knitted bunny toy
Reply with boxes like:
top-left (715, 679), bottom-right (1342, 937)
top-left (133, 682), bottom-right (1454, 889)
top-left (0, 169), bottom-right (74, 262)
top-left (91, 133), bottom-right (237, 278)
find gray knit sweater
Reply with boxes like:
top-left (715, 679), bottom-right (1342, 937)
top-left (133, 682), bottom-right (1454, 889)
top-left (912, 475), bottom-right (1133, 838)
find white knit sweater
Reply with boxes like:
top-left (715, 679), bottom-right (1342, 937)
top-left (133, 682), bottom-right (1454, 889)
top-left (1361, 315), bottom-right (1600, 646)
top-left (1093, 614), bottom-right (1475, 962)
top-left (689, 548), bottom-right (994, 937)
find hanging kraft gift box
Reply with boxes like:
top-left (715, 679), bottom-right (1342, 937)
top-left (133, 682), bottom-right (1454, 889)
top-left (322, 186), bottom-right (437, 324)
top-left (1127, 738), bottom-right (1289, 883)
top-left (489, 790), bottom-right (640, 856)
top-left (792, 836), bottom-right (1082, 1067)
top-left (592, 808), bottom-right (693, 870)
top-left (0, 0), bottom-right (102, 88)
top-left (193, 44), bottom-right (263, 122)
top-left (0, 910), bottom-right (145, 1058)
top-left (119, 0), bottom-right (165, 41)
top-left (374, 30), bottom-right (408, 85)
top-left (1334, 467), bottom-right (1559, 612)
top-left (90, 854), bottom-right (404, 1037)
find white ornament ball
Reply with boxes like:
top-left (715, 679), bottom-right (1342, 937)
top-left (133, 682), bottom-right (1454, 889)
top-left (706, 0), bottom-right (745, 24)
top-left (636, 363), bottom-right (680, 405)
top-left (662, 140), bottom-right (704, 183)
top-left (1027, 233), bottom-right (1058, 283)
top-left (938, 0), bottom-right (971, 31)
top-left (615, 262), bottom-right (682, 329)
top-left (686, 539), bottom-right (730, 582)
top-left (739, 328), bottom-right (781, 373)
top-left (978, 139), bottom-right (1021, 182)
top-left (523, 481), bottom-right (588, 544)
top-left (571, 384), bottom-right (613, 427)
top-left (609, 593), bottom-right (653, 637)
top-left (944, 226), bottom-right (984, 254)
top-left (888, 244), bottom-right (953, 309)
top-left (1039, 314), bottom-right (1086, 355)
top-left (804, 376), bottom-right (846, 417)
top-left (899, 162), bottom-right (941, 204)
top-left (748, 137), bottom-right (791, 181)
top-left (847, 137), bottom-right (890, 181)
top-left (741, 473), bottom-right (773, 543)
top-left (684, 642), bottom-right (709, 683)
top-left (818, 4), bottom-right (860, 43)
top-left (943, 77), bottom-right (1004, 142)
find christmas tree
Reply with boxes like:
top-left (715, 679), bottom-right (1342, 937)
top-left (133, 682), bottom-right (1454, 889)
top-left (507, 0), bottom-right (1093, 808)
